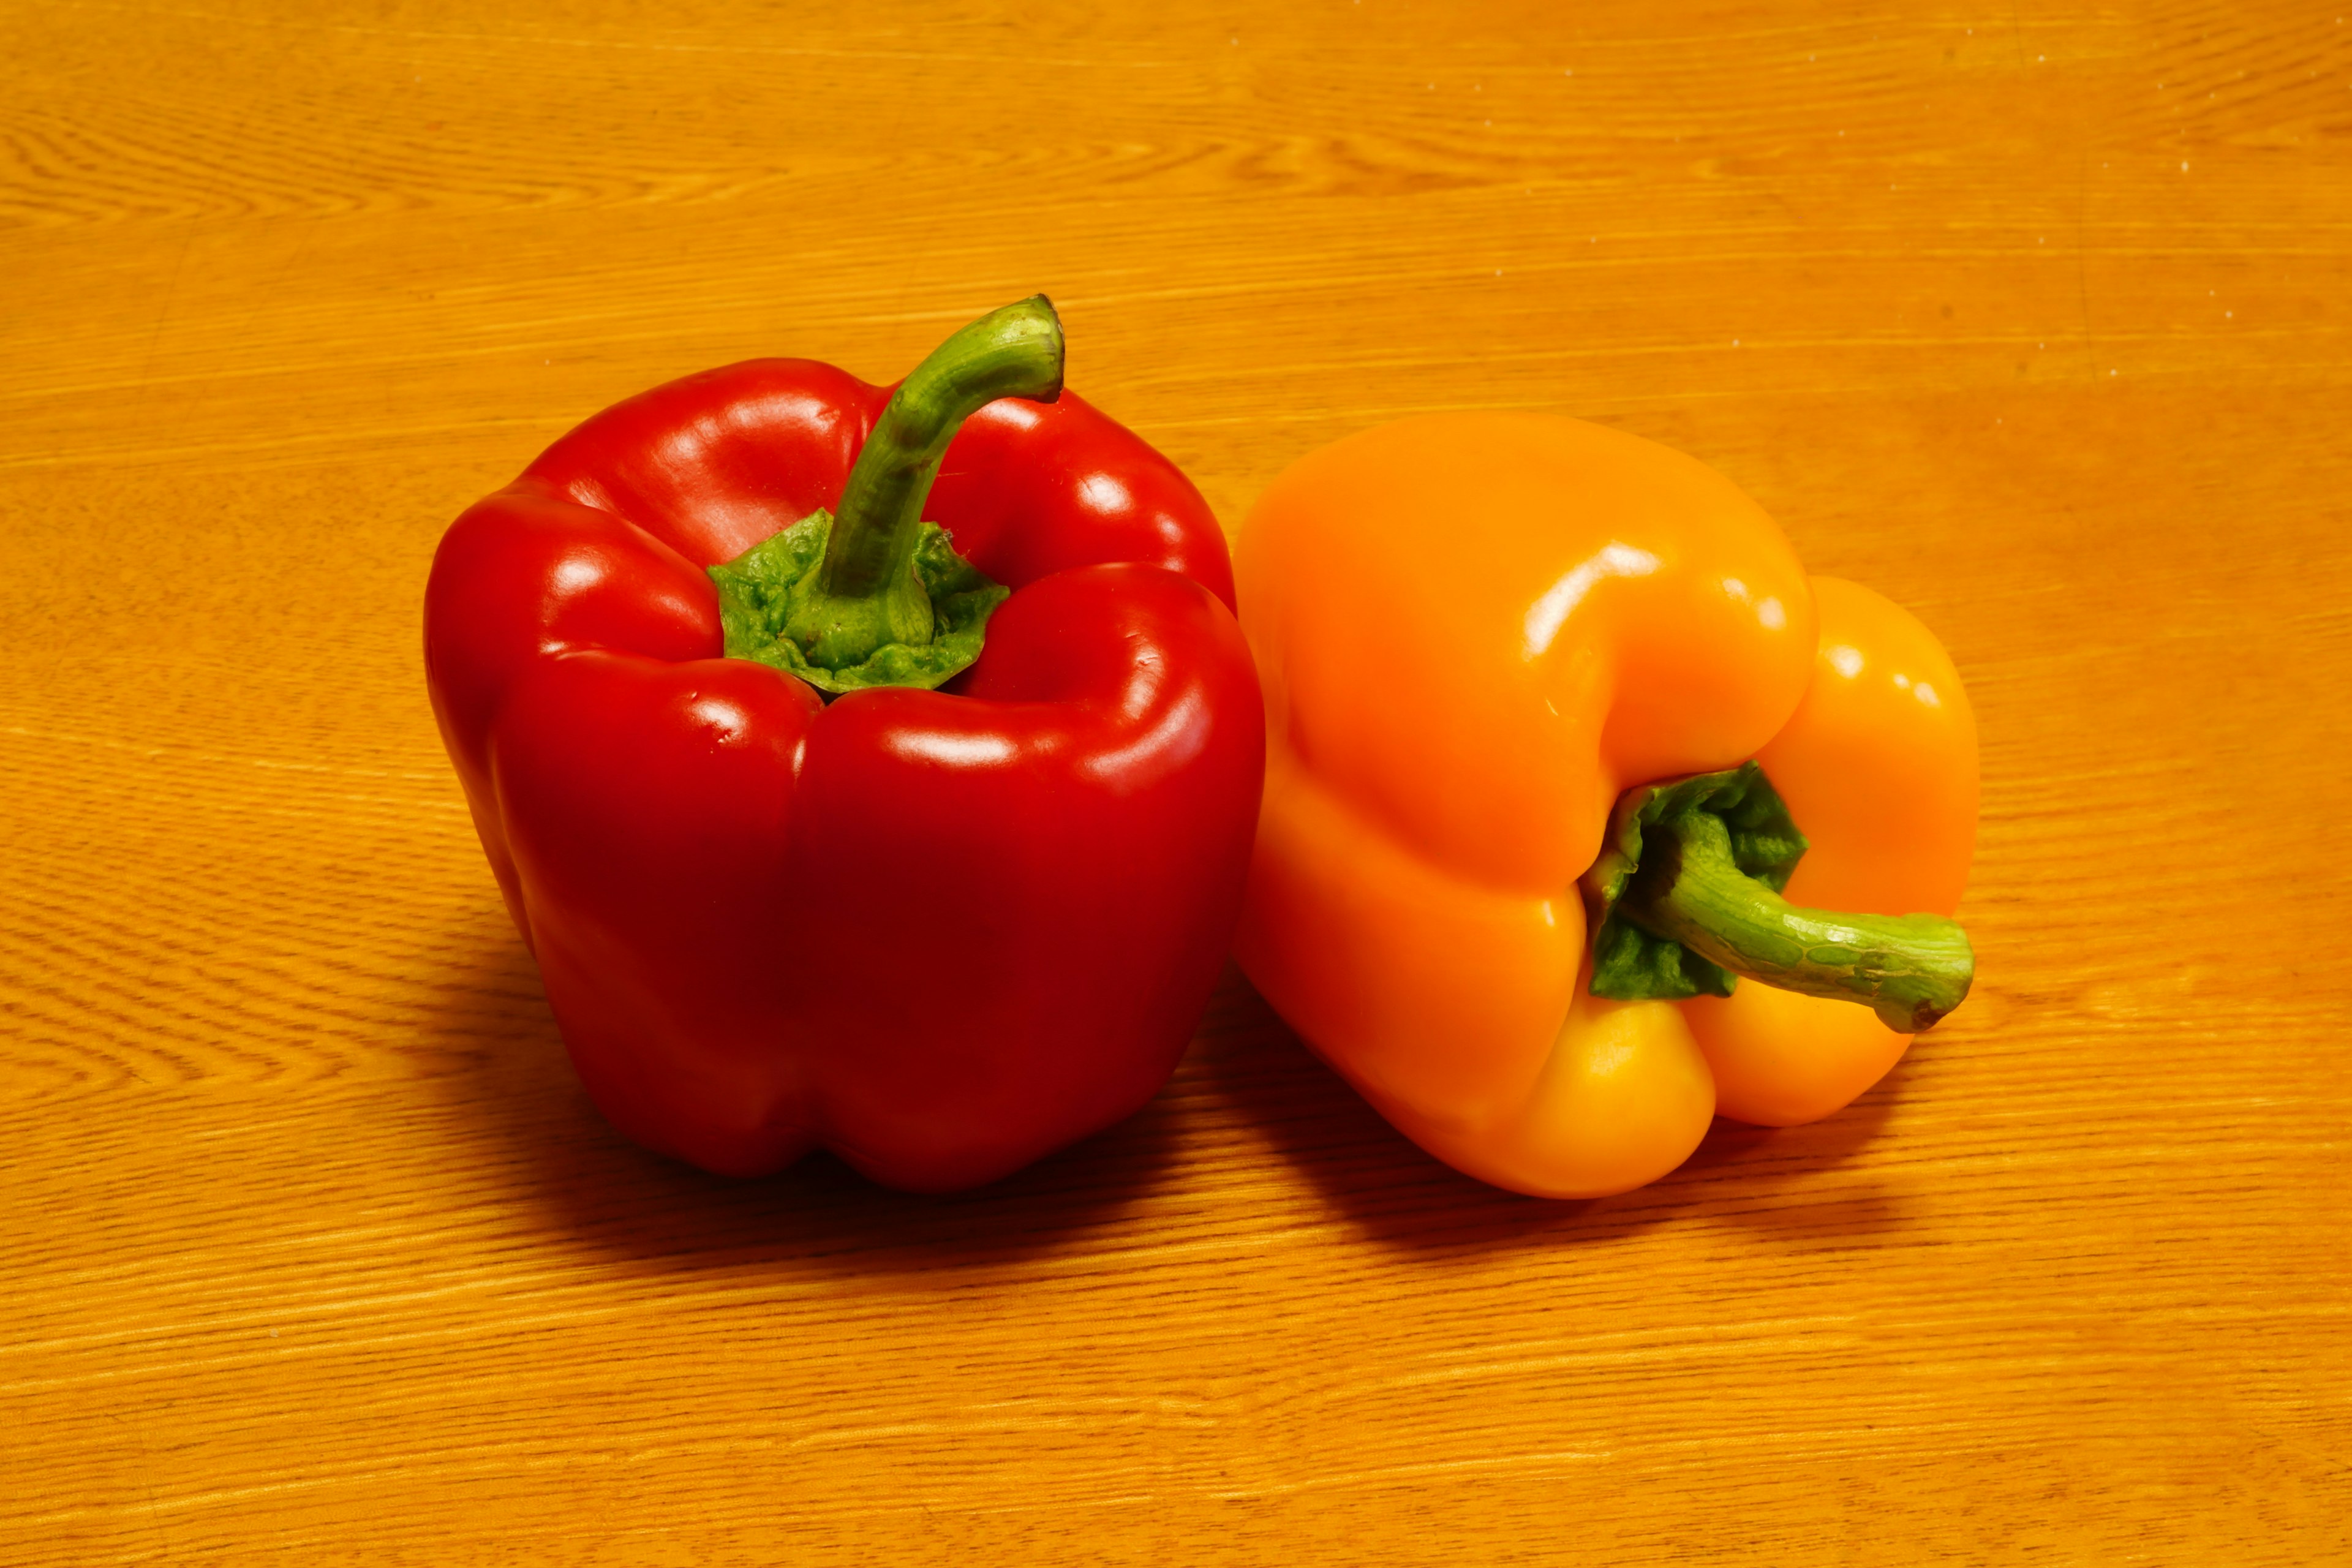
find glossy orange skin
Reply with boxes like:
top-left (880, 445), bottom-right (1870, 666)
top-left (1234, 415), bottom-right (1978, 1197)
top-left (1684, 576), bottom-right (1978, 1126)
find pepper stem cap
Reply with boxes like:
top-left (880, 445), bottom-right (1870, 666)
top-left (1583, 763), bottom-right (1975, 1032)
top-left (706, 296), bottom-right (1062, 693)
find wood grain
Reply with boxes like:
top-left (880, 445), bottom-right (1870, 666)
top-left (2, 0), bottom-right (2347, 1560)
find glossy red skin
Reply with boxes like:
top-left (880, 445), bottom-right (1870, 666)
top-left (424, 360), bottom-right (1262, 1192)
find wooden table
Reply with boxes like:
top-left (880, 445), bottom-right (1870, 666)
top-left (4, 2), bottom-right (2345, 1560)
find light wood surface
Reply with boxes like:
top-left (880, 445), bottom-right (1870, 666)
top-left (4, 1), bottom-right (2348, 1561)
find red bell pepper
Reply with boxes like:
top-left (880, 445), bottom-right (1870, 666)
top-left (424, 298), bottom-right (1262, 1192)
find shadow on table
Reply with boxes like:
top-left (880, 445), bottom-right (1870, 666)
top-left (412, 905), bottom-right (1198, 1284)
top-left (415, 904), bottom-right (1913, 1281)
top-left (1185, 972), bottom-right (1919, 1255)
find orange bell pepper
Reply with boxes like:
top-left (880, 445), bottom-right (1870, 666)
top-left (1234, 413), bottom-right (1977, 1198)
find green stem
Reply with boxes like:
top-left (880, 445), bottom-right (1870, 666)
top-left (1618, 807), bottom-right (1975, 1033)
top-left (777, 297), bottom-right (1063, 668)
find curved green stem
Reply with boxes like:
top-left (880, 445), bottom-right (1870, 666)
top-left (778, 296), bottom-right (1063, 668)
top-left (1621, 807), bottom-right (1975, 1032)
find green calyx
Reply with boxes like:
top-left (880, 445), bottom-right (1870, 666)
top-left (707, 294), bottom-right (1063, 693)
top-left (1582, 761), bottom-right (1975, 1033)
top-left (708, 511), bottom-right (1009, 695)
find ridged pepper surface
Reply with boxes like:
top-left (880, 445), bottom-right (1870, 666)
top-left (426, 300), bottom-right (1262, 1193)
top-left (1235, 413), bottom-right (1976, 1197)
